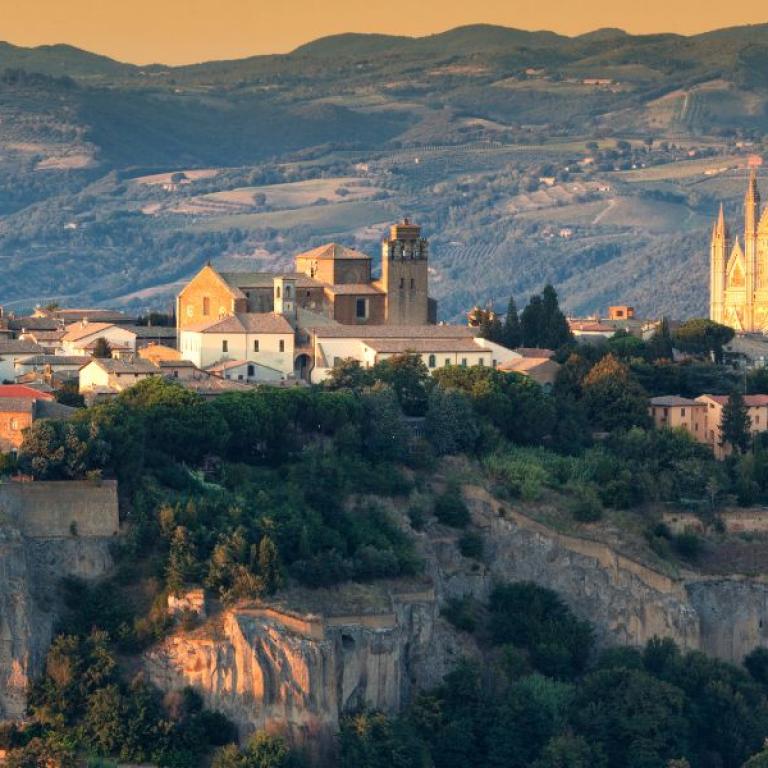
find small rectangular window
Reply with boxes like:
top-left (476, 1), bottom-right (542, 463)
top-left (445, 358), bottom-right (451, 367)
top-left (254, 339), bottom-right (260, 352)
top-left (279, 339), bottom-right (285, 352)
top-left (461, 358), bottom-right (468, 367)
top-left (399, 277), bottom-right (405, 289)
top-left (356, 298), bottom-right (367, 319)
top-left (428, 354), bottom-right (436, 368)
top-left (222, 340), bottom-right (228, 353)
top-left (681, 408), bottom-right (686, 416)
top-left (203, 297), bottom-right (210, 316)
top-left (478, 358), bottom-right (485, 366)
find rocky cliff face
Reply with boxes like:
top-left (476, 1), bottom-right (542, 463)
top-left (144, 591), bottom-right (467, 755)
top-left (143, 487), bottom-right (768, 753)
top-left (0, 527), bottom-right (113, 719)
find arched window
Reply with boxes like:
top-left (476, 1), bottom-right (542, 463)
top-left (276, 286), bottom-right (281, 299)
top-left (202, 296), bottom-right (210, 316)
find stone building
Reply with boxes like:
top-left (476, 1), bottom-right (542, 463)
top-left (176, 219), bottom-right (436, 334)
top-left (710, 168), bottom-right (768, 332)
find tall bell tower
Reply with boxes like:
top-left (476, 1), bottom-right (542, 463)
top-left (380, 219), bottom-right (429, 325)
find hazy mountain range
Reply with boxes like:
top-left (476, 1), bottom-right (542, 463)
top-left (1, 23), bottom-right (767, 318)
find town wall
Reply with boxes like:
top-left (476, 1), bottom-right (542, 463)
top-left (0, 479), bottom-right (119, 538)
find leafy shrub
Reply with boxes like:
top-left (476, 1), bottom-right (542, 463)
top-left (567, 482), bottom-right (603, 522)
top-left (489, 582), bottom-right (594, 678)
top-left (434, 491), bottom-right (471, 528)
top-left (458, 531), bottom-right (484, 560)
top-left (484, 452), bottom-right (549, 500)
top-left (674, 531), bottom-right (702, 560)
top-left (441, 596), bottom-right (480, 633)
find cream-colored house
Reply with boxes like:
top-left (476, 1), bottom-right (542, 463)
top-left (78, 358), bottom-right (159, 396)
top-left (62, 322), bottom-right (137, 357)
top-left (696, 394), bottom-right (768, 458)
top-left (649, 393), bottom-right (768, 459)
top-left (206, 359), bottom-right (285, 384)
top-left (649, 396), bottom-right (707, 439)
top-left (179, 313), bottom-right (295, 374)
top-left (309, 325), bottom-right (520, 384)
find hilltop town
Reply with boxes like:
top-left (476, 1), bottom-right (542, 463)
top-left (6, 191), bottom-right (768, 767)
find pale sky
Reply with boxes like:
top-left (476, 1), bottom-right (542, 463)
top-left (1, 0), bottom-right (767, 65)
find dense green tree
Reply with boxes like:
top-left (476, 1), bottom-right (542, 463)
top-left (92, 336), bottom-right (113, 358)
top-left (521, 295), bottom-right (545, 347)
top-left (647, 317), bottom-right (674, 360)
top-left (488, 583), bottom-right (593, 679)
top-left (533, 733), bottom-right (606, 768)
top-left (721, 389), bottom-right (752, 455)
top-left (572, 667), bottom-right (688, 767)
top-left (673, 318), bottom-right (735, 363)
top-left (433, 366), bottom-right (555, 445)
top-left (54, 380), bottom-right (85, 408)
top-left (372, 353), bottom-right (432, 417)
top-left (425, 388), bottom-right (479, 456)
top-left (503, 296), bottom-right (522, 348)
top-left (258, 535), bottom-right (281, 595)
top-left (326, 358), bottom-right (374, 391)
top-left (606, 330), bottom-right (647, 360)
top-left (361, 385), bottom-right (409, 462)
top-left (748, 367), bottom-right (768, 394)
top-left (166, 526), bottom-right (200, 596)
top-left (18, 419), bottom-right (109, 480)
top-left (582, 354), bottom-right (650, 432)
top-left (339, 711), bottom-right (428, 768)
top-left (540, 285), bottom-right (573, 350)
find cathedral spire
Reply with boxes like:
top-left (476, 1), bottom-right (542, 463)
top-left (713, 203), bottom-right (727, 241)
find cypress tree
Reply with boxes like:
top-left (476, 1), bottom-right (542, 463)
top-left (720, 389), bottom-right (752, 455)
top-left (504, 297), bottom-right (522, 348)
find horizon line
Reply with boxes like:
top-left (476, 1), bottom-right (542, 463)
top-left (2, 19), bottom-right (767, 68)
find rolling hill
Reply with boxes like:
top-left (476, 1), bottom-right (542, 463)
top-left (1, 23), bottom-right (767, 318)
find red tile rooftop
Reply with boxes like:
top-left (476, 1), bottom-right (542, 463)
top-left (0, 384), bottom-right (54, 400)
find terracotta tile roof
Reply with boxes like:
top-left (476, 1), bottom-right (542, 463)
top-left (15, 355), bottom-right (90, 367)
top-left (515, 347), bottom-right (555, 358)
top-left (500, 357), bottom-right (561, 374)
top-left (22, 329), bottom-right (66, 341)
top-left (219, 271), bottom-right (323, 290)
top-left (0, 385), bottom-right (54, 400)
top-left (295, 243), bottom-right (370, 261)
top-left (7, 317), bottom-right (61, 331)
top-left (569, 321), bottom-right (615, 333)
top-left (0, 397), bottom-right (73, 420)
top-left (313, 324), bottom-right (474, 339)
top-left (183, 313), bottom-right (293, 335)
top-left (52, 309), bottom-right (132, 323)
top-left (362, 338), bottom-right (484, 353)
top-left (118, 325), bottom-right (177, 339)
top-left (84, 358), bottom-right (159, 375)
top-left (650, 396), bottom-right (703, 407)
top-left (62, 322), bottom-right (115, 342)
top-left (0, 340), bottom-right (44, 356)
top-left (699, 394), bottom-right (768, 407)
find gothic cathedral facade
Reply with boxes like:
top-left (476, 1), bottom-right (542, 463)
top-left (710, 169), bottom-right (768, 333)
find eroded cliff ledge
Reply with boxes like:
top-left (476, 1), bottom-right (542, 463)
top-left (143, 486), bottom-right (768, 750)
